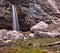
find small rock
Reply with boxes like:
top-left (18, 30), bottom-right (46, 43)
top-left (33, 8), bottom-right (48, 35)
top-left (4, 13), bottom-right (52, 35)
top-left (23, 35), bottom-right (29, 40)
top-left (29, 33), bottom-right (34, 38)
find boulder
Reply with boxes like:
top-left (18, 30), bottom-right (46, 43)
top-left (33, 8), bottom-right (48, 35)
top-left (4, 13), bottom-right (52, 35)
top-left (6, 30), bottom-right (23, 40)
top-left (34, 31), bottom-right (51, 38)
top-left (34, 31), bottom-right (60, 38)
top-left (0, 29), bottom-right (8, 40)
top-left (31, 21), bottom-right (48, 32)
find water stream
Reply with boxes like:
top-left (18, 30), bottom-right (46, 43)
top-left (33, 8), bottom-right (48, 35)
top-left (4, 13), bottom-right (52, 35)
top-left (12, 5), bottom-right (19, 31)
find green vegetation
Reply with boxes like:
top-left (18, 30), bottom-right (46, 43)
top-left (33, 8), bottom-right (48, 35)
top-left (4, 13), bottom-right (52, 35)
top-left (0, 38), bottom-right (60, 53)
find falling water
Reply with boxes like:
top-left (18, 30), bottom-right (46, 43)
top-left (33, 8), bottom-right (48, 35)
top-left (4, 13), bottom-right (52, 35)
top-left (12, 5), bottom-right (19, 31)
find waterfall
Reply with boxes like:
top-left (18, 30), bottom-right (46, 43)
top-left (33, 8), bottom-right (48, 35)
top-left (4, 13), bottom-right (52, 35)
top-left (12, 5), bottom-right (19, 31)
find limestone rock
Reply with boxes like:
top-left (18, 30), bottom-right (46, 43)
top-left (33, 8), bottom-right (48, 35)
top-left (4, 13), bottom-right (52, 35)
top-left (6, 30), bottom-right (23, 40)
top-left (0, 29), bottom-right (8, 40)
top-left (34, 31), bottom-right (60, 38)
top-left (31, 21), bottom-right (48, 32)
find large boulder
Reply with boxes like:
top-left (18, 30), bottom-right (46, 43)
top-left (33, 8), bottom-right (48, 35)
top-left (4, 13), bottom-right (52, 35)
top-left (31, 21), bottom-right (48, 32)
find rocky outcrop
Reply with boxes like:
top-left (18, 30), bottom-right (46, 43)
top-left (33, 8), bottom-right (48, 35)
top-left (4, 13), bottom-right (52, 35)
top-left (30, 20), bottom-right (60, 38)
top-left (0, 0), bottom-right (60, 31)
top-left (19, 0), bottom-right (60, 31)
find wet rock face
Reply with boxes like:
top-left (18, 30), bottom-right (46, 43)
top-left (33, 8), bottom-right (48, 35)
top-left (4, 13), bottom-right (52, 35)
top-left (0, 0), bottom-right (12, 30)
top-left (0, 0), bottom-right (9, 6)
top-left (19, 0), bottom-right (60, 31)
top-left (0, 0), bottom-right (60, 31)
top-left (19, 0), bottom-right (48, 31)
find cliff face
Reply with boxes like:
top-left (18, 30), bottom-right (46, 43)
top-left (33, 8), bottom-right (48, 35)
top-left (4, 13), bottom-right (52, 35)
top-left (0, 0), bottom-right (60, 31)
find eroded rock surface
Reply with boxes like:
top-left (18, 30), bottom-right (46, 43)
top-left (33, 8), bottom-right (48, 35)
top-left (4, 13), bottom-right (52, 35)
top-left (0, 0), bottom-right (60, 31)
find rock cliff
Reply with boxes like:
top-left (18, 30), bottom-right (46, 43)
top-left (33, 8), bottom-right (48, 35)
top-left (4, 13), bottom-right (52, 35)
top-left (0, 0), bottom-right (60, 31)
